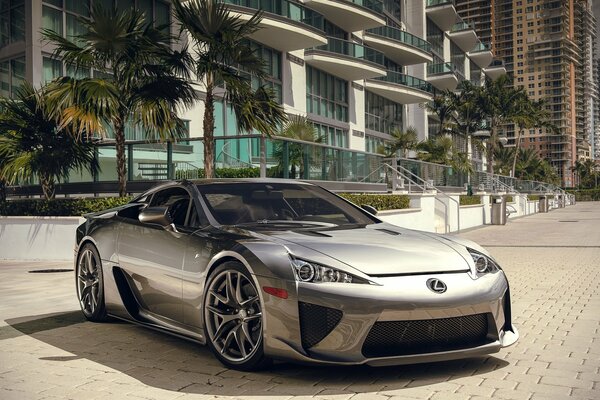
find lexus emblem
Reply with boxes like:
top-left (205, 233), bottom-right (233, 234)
top-left (427, 278), bottom-right (447, 294)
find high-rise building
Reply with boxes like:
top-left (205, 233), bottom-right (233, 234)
top-left (592, 0), bottom-right (600, 160)
top-left (457, 0), bottom-right (598, 186)
top-left (1, 1), bottom-right (494, 179)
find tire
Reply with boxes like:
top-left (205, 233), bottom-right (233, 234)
top-left (203, 261), bottom-right (270, 370)
top-left (76, 243), bottom-right (108, 322)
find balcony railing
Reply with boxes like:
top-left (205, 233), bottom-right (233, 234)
top-left (222, 0), bottom-right (326, 31)
top-left (311, 37), bottom-right (385, 65)
top-left (351, 0), bottom-right (384, 14)
top-left (373, 71), bottom-right (433, 93)
top-left (488, 59), bottom-right (505, 67)
top-left (365, 26), bottom-right (431, 52)
top-left (427, 62), bottom-right (455, 75)
top-left (426, 0), bottom-right (454, 7)
top-left (471, 42), bottom-right (489, 52)
top-left (451, 21), bottom-right (473, 32)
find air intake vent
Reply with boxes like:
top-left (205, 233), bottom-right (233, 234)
top-left (362, 313), bottom-right (491, 357)
top-left (299, 302), bottom-right (343, 349)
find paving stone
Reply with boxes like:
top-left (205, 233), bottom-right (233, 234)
top-left (1, 202), bottom-right (600, 400)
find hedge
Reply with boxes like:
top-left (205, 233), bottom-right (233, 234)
top-left (460, 195), bottom-right (481, 206)
top-left (528, 195), bottom-right (540, 201)
top-left (567, 188), bottom-right (600, 201)
top-left (1, 192), bottom-right (411, 216)
top-left (175, 167), bottom-right (260, 179)
top-left (0, 197), bottom-right (132, 217)
top-left (339, 193), bottom-right (410, 211)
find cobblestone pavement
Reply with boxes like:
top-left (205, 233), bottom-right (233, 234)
top-left (1, 202), bottom-right (599, 400)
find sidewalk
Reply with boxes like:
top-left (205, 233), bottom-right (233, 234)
top-left (0, 203), bottom-right (598, 400)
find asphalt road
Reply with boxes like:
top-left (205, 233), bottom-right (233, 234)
top-left (1, 202), bottom-right (598, 400)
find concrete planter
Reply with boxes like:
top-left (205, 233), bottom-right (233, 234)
top-left (0, 216), bottom-right (83, 261)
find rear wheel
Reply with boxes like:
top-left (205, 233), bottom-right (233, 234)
top-left (203, 261), bottom-right (269, 370)
top-left (76, 243), bottom-right (108, 322)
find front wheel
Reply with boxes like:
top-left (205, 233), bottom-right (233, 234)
top-left (76, 243), bottom-right (108, 322)
top-left (203, 261), bottom-right (269, 370)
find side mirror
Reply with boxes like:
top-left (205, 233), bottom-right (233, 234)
top-left (139, 206), bottom-right (173, 227)
top-left (361, 204), bottom-right (378, 215)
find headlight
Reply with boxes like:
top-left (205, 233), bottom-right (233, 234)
top-left (291, 258), bottom-right (369, 284)
top-left (468, 248), bottom-right (500, 275)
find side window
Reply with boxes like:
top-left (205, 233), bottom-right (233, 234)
top-left (187, 204), bottom-right (208, 228)
top-left (150, 187), bottom-right (191, 227)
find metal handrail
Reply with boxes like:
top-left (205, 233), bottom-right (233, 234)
top-left (385, 163), bottom-right (461, 233)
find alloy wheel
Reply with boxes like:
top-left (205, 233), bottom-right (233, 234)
top-left (77, 248), bottom-right (100, 315)
top-left (204, 269), bottom-right (262, 363)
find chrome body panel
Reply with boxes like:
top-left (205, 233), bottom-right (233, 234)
top-left (74, 179), bottom-right (518, 367)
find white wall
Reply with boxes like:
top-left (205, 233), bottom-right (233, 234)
top-left (0, 217), bottom-right (82, 261)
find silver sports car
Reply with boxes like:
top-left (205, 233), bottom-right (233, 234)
top-left (75, 179), bottom-right (518, 370)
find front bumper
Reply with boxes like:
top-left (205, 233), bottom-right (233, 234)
top-left (259, 270), bottom-right (518, 366)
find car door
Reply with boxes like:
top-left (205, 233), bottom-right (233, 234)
top-left (117, 186), bottom-right (192, 324)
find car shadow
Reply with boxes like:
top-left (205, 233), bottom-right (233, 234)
top-left (6, 311), bottom-right (510, 396)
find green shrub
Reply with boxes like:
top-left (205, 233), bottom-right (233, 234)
top-left (0, 197), bottom-right (132, 217)
top-left (338, 193), bottom-right (410, 211)
top-left (527, 195), bottom-right (540, 201)
top-left (566, 188), bottom-right (600, 201)
top-left (460, 195), bottom-right (481, 206)
top-left (175, 167), bottom-right (260, 179)
top-left (505, 195), bottom-right (513, 203)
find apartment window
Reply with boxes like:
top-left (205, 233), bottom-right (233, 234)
top-left (517, 62), bottom-right (524, 67)
top-left (528, 83), bottom-right (534, 88)
top-left (365, 135), bottom-right (385, 154)
top-left (365, 91), bottom-right (402, 136)
top-left (517, 39), bottom-right (523, 44)
top-left (42, 57), bottom-right (63, 83)
top-left (306, 66), bottom-right (348, 123)
top-left (0, 56), bottom-right (25, 98)
top-left (0, 0), bottom-right (25, 46)
top-left (238, 41), bottom-right (282, 104)
top-left (313, 122), bottom-right (348, 148)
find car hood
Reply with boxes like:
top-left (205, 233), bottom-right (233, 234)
top-left (249, 223), bottom-right (471, 276)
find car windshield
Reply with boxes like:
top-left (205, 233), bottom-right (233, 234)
top-left (197, 182), bottom-right (378, 227)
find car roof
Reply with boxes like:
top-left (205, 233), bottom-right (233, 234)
top-left (190, 178), bottom-right (313, 186)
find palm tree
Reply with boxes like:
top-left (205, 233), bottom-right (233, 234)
top-left (173, 0), bottom-right (287, 179)
top-left (417, 135), bottom-right (454, 165)
top-left (424, 93), bottom-right (456, 138)
top-left (572, 159), bottom-right (599, 188)
top-left (383, 126), bottom-right (418, 158)
top-left (0, 83), bottom-right (98, 199)
top-left (510, 96), bottom-right (554, 178)
top-left (274, 115), bottom-right (321, 178)
top-left (43, 4), bottom-right (196, 196)
top-left (479, 75), bottom-right (523, 174)
top-left (493, 146), bottom-right (514, 176)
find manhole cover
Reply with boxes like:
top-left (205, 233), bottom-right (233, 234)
top-left (28, 269), bottom-right (73, 273)
top-left (558, 220), bottom-right (578, 223)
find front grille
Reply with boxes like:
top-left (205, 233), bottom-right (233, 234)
top-left (362, 313), bottom-right (491, 358)
top-left (299, 302), bottom-right (343, 349)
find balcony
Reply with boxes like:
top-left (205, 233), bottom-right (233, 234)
top-left (483, 59), bottom-right (507, 79)
top-left (363, 26), bottom-right (433, 65)
top-left (304, 37), bottom-right (386, 81)
top-left (221, 0), bottom-right (327, 51)
top-left (301, 0), bottom-right (385, 32)
top-left (426, 0), bottom-right (459, 32)
top-left (365, 71), bottom-right (433, 104)
top-left (426, 62), bottom-right (459, 90)
top-left (447, 21), bottom-right (477, 52)
top-left (468, 42), bottom-right (493, 68)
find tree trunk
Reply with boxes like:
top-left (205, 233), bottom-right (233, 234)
top-left (39, 172), bottom-right (55, 200)
top-left (203, 77), bottom-right (216, 179)
top-left (114, 117), bottom-right (127, 197)
top-left (511, 127), bottom-right (523, 178)
top-left (0, 178), bottom-right (6, 203)
top-left (486, 127), bottom-right (495, 174)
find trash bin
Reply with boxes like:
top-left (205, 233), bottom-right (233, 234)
top-left (539, 195), bottom-right (548, 213)
top-left (491, 195), bottom-right (507, 225)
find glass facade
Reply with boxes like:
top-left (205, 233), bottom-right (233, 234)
top-left (365, 134), bottom-right (385, 154)
top-left (312, 122), bottom-right (348, 148)
top-left (450, 42), bottom-right (465, 78)
top-left (306, 66), bottom-right (349, 123)
top-left (0, 56), bottom-right (25, 98)
top-left (0, 0), bottom-right (25, 46)
top-left (365, 91), bottom-right (403, 135)
top-left (238, 41), bottom-right (282, 104)
top-left (426, 17), bottom-right (444, 58)
top-left (42, 57), bottom-right (63, 83)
